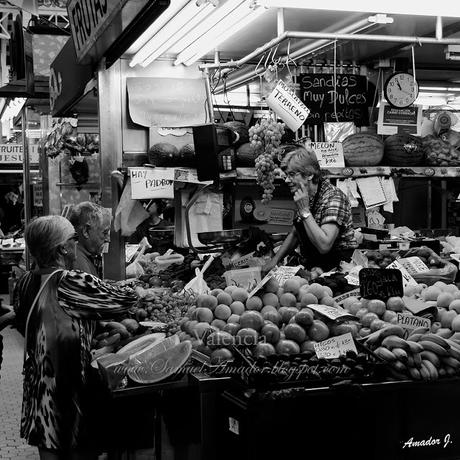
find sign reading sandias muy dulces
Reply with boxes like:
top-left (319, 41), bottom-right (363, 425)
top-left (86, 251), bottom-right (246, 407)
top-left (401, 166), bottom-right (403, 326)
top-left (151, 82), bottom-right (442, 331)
top-left (0, 144), bottom-right (39, 164)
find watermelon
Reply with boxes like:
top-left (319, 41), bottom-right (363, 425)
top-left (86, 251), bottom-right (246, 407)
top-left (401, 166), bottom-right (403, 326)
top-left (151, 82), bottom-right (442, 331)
top-left (383, 134), bottom-right (424, 166)
top-left (127, 340), bottom-right (192, 384)
top-left (148, 142), bottom-right (179, 166)
top-left (342, 133), bottom-right (384, 166)
top-left (178, 143), bottom-right (196, 167)
top-left (236, 142), bottom-right (258, 167)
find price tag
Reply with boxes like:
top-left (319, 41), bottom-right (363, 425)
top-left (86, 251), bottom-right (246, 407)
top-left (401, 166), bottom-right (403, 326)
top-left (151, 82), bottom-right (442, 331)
top-left (309, 141), bottom-right (345, 168)
top-left (359, 268), bottom-right (404, 300)
top-left (271, 266), bottom-right (302, 285)
top-left (333, 288), bottom-right (361, 306)
top-left (308, 304), bottom-right (357, 321)
top-left (397, 257), bottom-right (430, 276)
top-left (314, 333), bottom-right (357, 359)
top-left (386, 260), bottom-right (418, 288)
top-left (344, 265), bottom-right (362, 286)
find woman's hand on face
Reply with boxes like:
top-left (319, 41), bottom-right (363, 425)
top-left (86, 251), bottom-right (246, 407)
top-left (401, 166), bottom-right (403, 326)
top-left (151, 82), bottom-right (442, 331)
top-left (293, 183), bottom-right (310, 213)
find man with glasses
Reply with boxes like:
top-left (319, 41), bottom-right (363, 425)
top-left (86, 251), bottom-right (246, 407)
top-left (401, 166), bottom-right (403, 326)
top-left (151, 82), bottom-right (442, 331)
top-left (263, 145), bottom-right (356, 274)
top-left (68, 202), bottom-right (111, 278)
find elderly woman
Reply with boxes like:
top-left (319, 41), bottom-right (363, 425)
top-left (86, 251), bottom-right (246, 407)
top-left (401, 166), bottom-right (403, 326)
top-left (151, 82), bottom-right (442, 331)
top-left (13, 215), bottom-right (137, 460)
top-left (264, 146), bottom-right (357, 273)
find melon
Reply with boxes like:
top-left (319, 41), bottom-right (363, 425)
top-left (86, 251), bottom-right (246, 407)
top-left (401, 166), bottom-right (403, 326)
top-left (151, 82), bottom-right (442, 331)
top-left (148, 142), bottom-right (179, 166)
top-left (178, 143), bottom-right (196, 167)
top-left (383, 134), bottom-right (424, 166)
top-left (342, 133), bottom-right (384, 166)
top-left (236, 142), bottom-right (258, 167)
top-left (127, 340), bottom-right (192, 384)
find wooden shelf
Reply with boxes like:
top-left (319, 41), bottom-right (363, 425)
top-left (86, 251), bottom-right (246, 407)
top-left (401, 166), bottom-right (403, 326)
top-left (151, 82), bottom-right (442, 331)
top-left (235, 166), bottom-right (460, 180)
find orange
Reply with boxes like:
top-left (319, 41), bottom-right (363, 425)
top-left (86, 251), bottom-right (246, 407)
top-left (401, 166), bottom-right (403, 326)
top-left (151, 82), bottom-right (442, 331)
top-left (367, 299), bottom-right (386, 316)
top-left (360, 312), bottom-right (379, 328)
top-left (382, 310), bottom-right (398, 323)
top-left (231, 287), bottom-right (249, 302)
top-left (300, 292), bottom-right (318, 308)
top-left (195, 307), bottom-right (214, 323)
top-left (264, 277), bottom-right (279, 293)
top-left (275, 339), bottom-right (300, 355)
top-left (451, 315), bottom-right (460, 332)
top-left (207, 331), bottom-right (235, 349)
top-left (193, 322), bottom-right (213, 339)
top-left (210, 288), bottom-right (224, 297)
top-left (358, 327), bottom-right (371, 338)
top-left (347, 301), bottom-right (362, 316)
top-left (440, 310), bottom-right (457, 328)
top-left (356, 308), bottom-right (368, 320)
top-left (284, 323), bottom-right (307, 343)
top-left (300, 340), bottom-right (316, 353)
top-left (306, 283), bottom-right (326, 299)
top-left (321, 286), bottom-right (334, 299)
top-left (449, 299), bottom-right (460, 314)
top-left (283, 279), bottom-right (301, 296)
top-left (422, 286), bottom-right (442, 301)
top-left (332, 322), bottom-right (359, 337)
top-left (437, 292), bottom-right (454, 308)
top-left (278, 306), bottom-right (299, 324)
top-left (211, 319), bottom-right (226, 330)
top-left (261, 305), bottom-right (278, 315)
top-left (224, 285), bottom-right (237, 295)
top-left (246, 296), bottom-right (263, 311)
top-left (196, 294), bottom-right (218, 311)
top-left (261, 310), bottom-right (282, 326)
top-left (260, 323), bottom-right (281, 344)
top-left (308, 320), bottom-right (329, 341)
top-left (210, 348), bottom-right (233, 364)
top-left (386, 297), bottom-right (404, 312)
top-left (222, 323), bottom-right (241, 336)
top-left (230, 301), bottom-right (245, 315)
top-left (214, 304), bottom-right (232, 321)
top-left (262, 292), bottom-right (279, 308)
top-left (253, 342), bottom-right (276, 358)
top-left (279, 292), bottom-right (297, 308)
top-left (294, 308), bottom-right (314, 328)
top-left (216, 292), bottom-right (233, 306)
top-left (342, 296), bottom-right (361, 311)
top-left (236, 328), bottom-right (259, 346)
top-left (320, 295), bottom-right (335, 307)
top-left (370, 318), bottom-right (386, 332)
top-left (227, 314), bottom-right (240, 324)
top-left (239, 311), bottom-right (264, 331)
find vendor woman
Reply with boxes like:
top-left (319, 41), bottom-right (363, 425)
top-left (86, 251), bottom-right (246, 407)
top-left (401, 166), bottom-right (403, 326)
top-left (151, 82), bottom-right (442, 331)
top-left (264, 146), bottom-right (357, 273)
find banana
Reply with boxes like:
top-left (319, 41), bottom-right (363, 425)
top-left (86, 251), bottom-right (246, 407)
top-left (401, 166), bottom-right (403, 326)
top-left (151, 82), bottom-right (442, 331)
top-left (406, 356), bottom-right (415, 367)
top-left (413, 352), bottom-right (422, 368)
top-left (439, 367), bottom-right (447, 377)
top-left (378, 325), bottom-right (406, 340)
top-left (381, 335), bottom-right (411, 351)
top-left (419, 363), bottom-right (432, 381)
top-left (392, 347), bottom-right (408, 362)
top-left (408, 367), bottom-right (421, 380)
top-left (448, 346), bottom-right (460, 360)
top-left (409, 327), bottom-right (430, 337)
top-left (408, 333), bottom-right (423, 342)
top-left (419, 341), bottom-right (449, 357)
top-left (392, 360), bottom-right (407, 373)
top-left (406, 340), bottom-right (424, 354)
top-left (421, 350), bottom-right (441, 368)
top-left (422, 359), bottom-right (439, 380)
top-left (390, 369), bottom-right (408, 380)
top-left (445, 339), bottom-right (460, 353)
top-left (445, 366), bottom-right (457, 377)
top-left (441, 356), bottom-right (460, 369)
top-left (374, 346), bottom-right (397, 362)
top-left (422, 333), bottom-right (451, 350)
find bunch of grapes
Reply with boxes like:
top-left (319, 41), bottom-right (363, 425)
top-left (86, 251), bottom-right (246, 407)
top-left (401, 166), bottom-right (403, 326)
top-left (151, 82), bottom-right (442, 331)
top-left (249, 116), bottom-right (285, 204)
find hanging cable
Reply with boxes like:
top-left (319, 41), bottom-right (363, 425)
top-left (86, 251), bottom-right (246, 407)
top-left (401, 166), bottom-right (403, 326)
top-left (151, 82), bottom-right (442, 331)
top-left (333, 39), bottom-right (339, 122)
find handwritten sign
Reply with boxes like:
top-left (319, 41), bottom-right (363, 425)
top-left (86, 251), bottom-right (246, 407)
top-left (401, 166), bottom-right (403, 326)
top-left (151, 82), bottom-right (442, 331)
top-left (129, 167), bottom-right (174, 199)
top-left (386, 260), bottom-right (418, 288)
top-left (248, 269), bottom-right (277, 298)
top-left (396, 313), bottom-right (431, 332)
top-left (266, 80), bottom-right (310, 131)
top-left (403, 296), bottom-right (437, 316)
top-left (308, 304), bottom-right (357, 321)
top-left (309, 141), bottom-right (345, 168)
top-left (299, 73), bottom-right (370, 126)
top-left (127, 77), bottom-right (207, 128)
top-left (359, 268), bottom-right (404, 300)
top-left (314, 333), bottom-right (357, 359)
top-left (272, 266), bottom-right (302, 286)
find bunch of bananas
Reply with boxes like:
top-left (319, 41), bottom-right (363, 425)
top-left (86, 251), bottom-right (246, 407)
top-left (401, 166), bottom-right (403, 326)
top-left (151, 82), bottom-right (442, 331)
top-left (365, 325), bottom-right (460, 381)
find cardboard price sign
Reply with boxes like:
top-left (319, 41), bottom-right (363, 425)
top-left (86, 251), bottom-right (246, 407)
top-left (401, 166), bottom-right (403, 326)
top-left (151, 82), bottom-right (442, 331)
top-left (272, 266), bottom-right (302, 285)
top-left (386, 260), bottom-right (418, 288)
top-left (333, 288), bottom-right (361, 306)
top-left (309, 141), bottom-right (345, 168)
top-left (397, 257), bottom-right (430, 276)
top-left (308, 304), bottom-right (357, 321)
top-left (359, 268), bottom-right (404, 300)
top-left (314, 333), bottom-right (357, 359)
top-left (396, 313), bottom-right (431, 332)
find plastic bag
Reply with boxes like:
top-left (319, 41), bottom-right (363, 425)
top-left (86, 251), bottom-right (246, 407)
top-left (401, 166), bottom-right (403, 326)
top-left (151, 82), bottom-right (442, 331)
top-left (182, 256), bottom-right (214, 295)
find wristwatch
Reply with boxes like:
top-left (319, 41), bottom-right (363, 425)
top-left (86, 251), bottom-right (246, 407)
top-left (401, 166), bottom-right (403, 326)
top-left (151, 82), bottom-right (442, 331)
top-left (299, 211), bottom-right (311, 220)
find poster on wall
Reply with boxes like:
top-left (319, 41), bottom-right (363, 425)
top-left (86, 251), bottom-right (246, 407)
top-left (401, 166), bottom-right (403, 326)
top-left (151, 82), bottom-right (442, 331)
top-left (127, 77), bottom-right (207, 128)
top-left (377, 102), bottom-right (423, 135)
top-left (299, 73), bottom-right (372, 126)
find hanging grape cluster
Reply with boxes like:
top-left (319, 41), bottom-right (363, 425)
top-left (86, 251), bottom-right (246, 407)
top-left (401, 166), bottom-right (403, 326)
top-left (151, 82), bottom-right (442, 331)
top-left (249, 117), bottom-right (285, 204)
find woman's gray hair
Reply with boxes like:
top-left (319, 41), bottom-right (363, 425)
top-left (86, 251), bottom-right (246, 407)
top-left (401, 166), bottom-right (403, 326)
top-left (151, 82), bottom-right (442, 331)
top-left (68, 201), bottom-right (110, 232)
top-left (25, 215), bottom-right (75, 268)
top-left (281, 146), bottom-right (323, 184)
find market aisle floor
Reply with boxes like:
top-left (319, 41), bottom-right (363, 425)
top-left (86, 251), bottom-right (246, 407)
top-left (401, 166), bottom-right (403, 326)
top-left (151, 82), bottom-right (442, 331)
top-left (0, 324), bottom-right (38, 460)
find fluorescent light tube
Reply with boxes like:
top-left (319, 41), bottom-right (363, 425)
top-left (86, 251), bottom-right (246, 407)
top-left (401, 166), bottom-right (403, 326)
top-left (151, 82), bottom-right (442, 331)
top-left (258, 0), bottom-right (460, 17)
top-left (130, 0), bottom-right (216, 67)
top-left (175, 3), bottom-right (266, 66)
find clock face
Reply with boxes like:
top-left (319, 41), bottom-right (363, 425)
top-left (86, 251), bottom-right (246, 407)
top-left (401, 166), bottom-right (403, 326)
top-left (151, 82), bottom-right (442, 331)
top-left (384, 72), bottom-right (419, 108)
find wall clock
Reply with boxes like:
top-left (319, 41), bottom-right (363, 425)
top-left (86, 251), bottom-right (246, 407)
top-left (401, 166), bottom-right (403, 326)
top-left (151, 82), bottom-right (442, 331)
top-left (384, 72), bottom-right (419, 108)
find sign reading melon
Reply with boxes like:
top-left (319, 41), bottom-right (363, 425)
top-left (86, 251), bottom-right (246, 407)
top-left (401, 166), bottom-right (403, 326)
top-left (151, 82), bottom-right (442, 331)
top-left (299, 73), bottom-right (371, 126)
top-left (309, 141), bottom-right (345, 168)
top-left (129, 167), bottom-right (174, 199)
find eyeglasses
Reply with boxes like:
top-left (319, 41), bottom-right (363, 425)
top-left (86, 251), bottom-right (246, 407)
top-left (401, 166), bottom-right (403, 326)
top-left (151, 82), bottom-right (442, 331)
top-left (67, 233), bottom-right (78, 242)
top-left (285, 170), bottom-right (302, 179)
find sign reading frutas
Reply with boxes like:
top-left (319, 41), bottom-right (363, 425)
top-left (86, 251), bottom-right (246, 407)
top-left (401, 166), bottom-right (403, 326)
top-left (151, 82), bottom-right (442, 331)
top-left (129, 167), bottom-right (174, 199)
top-left (359, 268), bottom-right (404, 300)
top-left (266, 80), bottom-right (310, 131)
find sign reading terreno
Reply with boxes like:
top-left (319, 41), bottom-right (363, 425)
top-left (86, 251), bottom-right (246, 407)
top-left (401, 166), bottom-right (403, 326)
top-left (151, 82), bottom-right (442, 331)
top-left (67, 0), bottom-right (125, 63)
